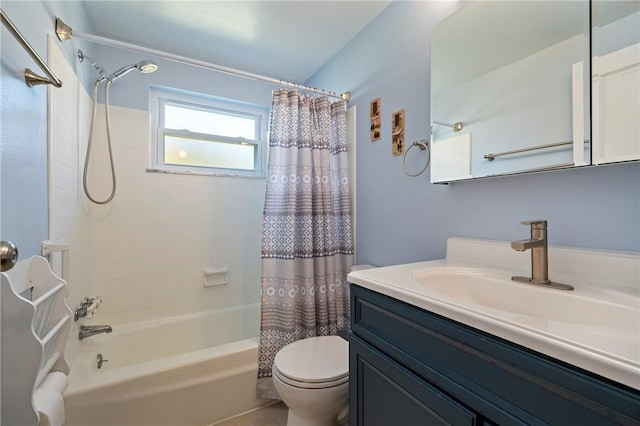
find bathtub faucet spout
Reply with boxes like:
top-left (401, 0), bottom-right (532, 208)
top-left (79, 324), bottom-right (112, 340)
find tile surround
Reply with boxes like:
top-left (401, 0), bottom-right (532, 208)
top-left (86, 105), bottom-right (264, 325)
top-left (48, 37), bottom-right (94, 362)
top-left (49, 41), bottom-right (265, 336)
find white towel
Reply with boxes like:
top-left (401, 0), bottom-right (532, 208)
top-left (39, 371), bottom-right (68, 394)
top-left (33, 388), bottom-right (65, 426)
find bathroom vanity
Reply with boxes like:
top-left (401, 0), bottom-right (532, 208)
top-left (347, 238), bottom-right (640, 425)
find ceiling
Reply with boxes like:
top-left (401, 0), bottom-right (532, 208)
top-left (80, 1), bottom-right (392, 83)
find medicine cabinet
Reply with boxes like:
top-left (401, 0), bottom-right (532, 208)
top-left (430, 1), bottom-right (639, 183)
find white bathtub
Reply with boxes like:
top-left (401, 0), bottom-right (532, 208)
top-left (64, 304), bottom-right (270, 426)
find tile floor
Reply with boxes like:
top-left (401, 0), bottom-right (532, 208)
top-left (213, 402), bottom-right (288, 426)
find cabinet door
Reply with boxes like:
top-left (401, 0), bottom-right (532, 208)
top-left (351, 285), bottom-right (640, 425)
top-left (592, 42), bottom-right (640, 164)
top-left (350, 334), bottom-right (479, 426)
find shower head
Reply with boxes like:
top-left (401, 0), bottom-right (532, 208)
top-left (109, 59), bottom-right (158, 81)
top-left (138, 60), bottom-right (158, 74)
top-left (79, 50), bottom-right (158, 83)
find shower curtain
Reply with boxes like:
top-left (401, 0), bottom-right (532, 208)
top-left (257, 89), bottom-right (354, 398)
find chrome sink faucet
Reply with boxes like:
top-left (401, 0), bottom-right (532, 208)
top-left (511, 220), bottom-right (573, 291)
top-left (79, 324), bottom-right (113, 340)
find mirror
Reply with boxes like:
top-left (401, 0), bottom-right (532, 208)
top-left (591, 1), bottom-right (640, 165)
top-left (430, 1), bottom-right (591, 182)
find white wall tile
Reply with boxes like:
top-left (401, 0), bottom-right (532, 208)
top-left (48, 39), bottom-right (96, 366)
top-left (52, 79), bottom-right (265, 327)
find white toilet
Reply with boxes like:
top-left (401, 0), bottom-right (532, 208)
top-left (272, 335), bottom-right (349, 426)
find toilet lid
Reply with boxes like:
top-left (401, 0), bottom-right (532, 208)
top-left (274, 336), bottom-right (349, 384)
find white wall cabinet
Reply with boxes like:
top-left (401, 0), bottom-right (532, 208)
top-left (592, 42), bottom-right (640, 165)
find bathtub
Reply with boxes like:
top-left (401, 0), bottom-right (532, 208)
top-left (64, 303), bottom-right (271, 426)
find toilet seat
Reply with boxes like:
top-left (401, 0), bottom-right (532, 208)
top-left (273, 336), bottom-right (349, 389)
top-left (273, 366), bottom-right (349, 389)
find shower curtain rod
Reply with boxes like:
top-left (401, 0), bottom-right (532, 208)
top-left (55, 18), bottom-right (350, 102)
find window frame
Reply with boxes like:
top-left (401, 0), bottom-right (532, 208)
top-left (149, 86), bottom-right (268, 177)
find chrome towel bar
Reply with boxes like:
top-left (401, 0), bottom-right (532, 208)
top-left (1, 9), bottom-right (62, 88)
top-left (484, 140), bottom-right (573, 161)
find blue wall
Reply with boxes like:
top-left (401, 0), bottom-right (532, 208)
top-left (0, 58), bottom-right (48, 258)
top-left (3, 0), bottom-right (638, 265)
top-left (306, 1), bottom-right (640, 266)
top-left (0, 1), bottom-right (94, 257)
top-left (0, 0), bottom-right (274, 260)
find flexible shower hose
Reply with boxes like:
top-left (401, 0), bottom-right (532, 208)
top-left (83, 79), bottom-right (117, 204)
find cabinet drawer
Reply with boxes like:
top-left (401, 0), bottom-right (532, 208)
top-left (350, 335), bottom-right (479, 426)
top-left (350, 285), bottom-right (640, 425)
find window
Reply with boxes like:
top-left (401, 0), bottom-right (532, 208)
top-left (150, 87), bottom-right (268, 177)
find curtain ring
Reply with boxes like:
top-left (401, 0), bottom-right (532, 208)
top-left (402, 140), bottom-right (430, 177)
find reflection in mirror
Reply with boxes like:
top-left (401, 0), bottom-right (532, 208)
top-left (591, 1), bottom-right (640, 165)
top-left (430, 1), bottom-right (590, 182)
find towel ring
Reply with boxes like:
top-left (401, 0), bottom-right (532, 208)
top-left (402, 140), bottom-right (430, 177)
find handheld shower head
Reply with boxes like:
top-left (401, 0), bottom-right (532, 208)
top-left (138, 60), bottom-right (158, 74)
top-left (80, 51), bottom-right (158, 83)
top-left (82, 55), bottom-right (157, 205)
top-left (110, 64), bottom-right (138, 80)
top-left (109, 59), bottom-right (158, 81)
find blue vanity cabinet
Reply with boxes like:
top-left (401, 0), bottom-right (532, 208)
top-left (349, 285), bottom-right (640, 426)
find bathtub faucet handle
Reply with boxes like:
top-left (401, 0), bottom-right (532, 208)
top-left (75, 297), bottom-right (94, 321)
top-left (74, 306), bottom-right (87, 321)
top-left (81, 297), bottom-right (95, 308)
top-left (76, 295), bottom-right (103, 321)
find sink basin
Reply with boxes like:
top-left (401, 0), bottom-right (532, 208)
top-left (411, 267), bottom-right (639, 330)
top-left (411, 266), bottom-right (639, 364)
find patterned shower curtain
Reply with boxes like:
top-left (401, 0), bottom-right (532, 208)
top-left (257, 89), bottom-right (354, 398)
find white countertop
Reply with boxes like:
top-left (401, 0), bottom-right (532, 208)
top-left (348, 238), bottom-right (640, 390)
